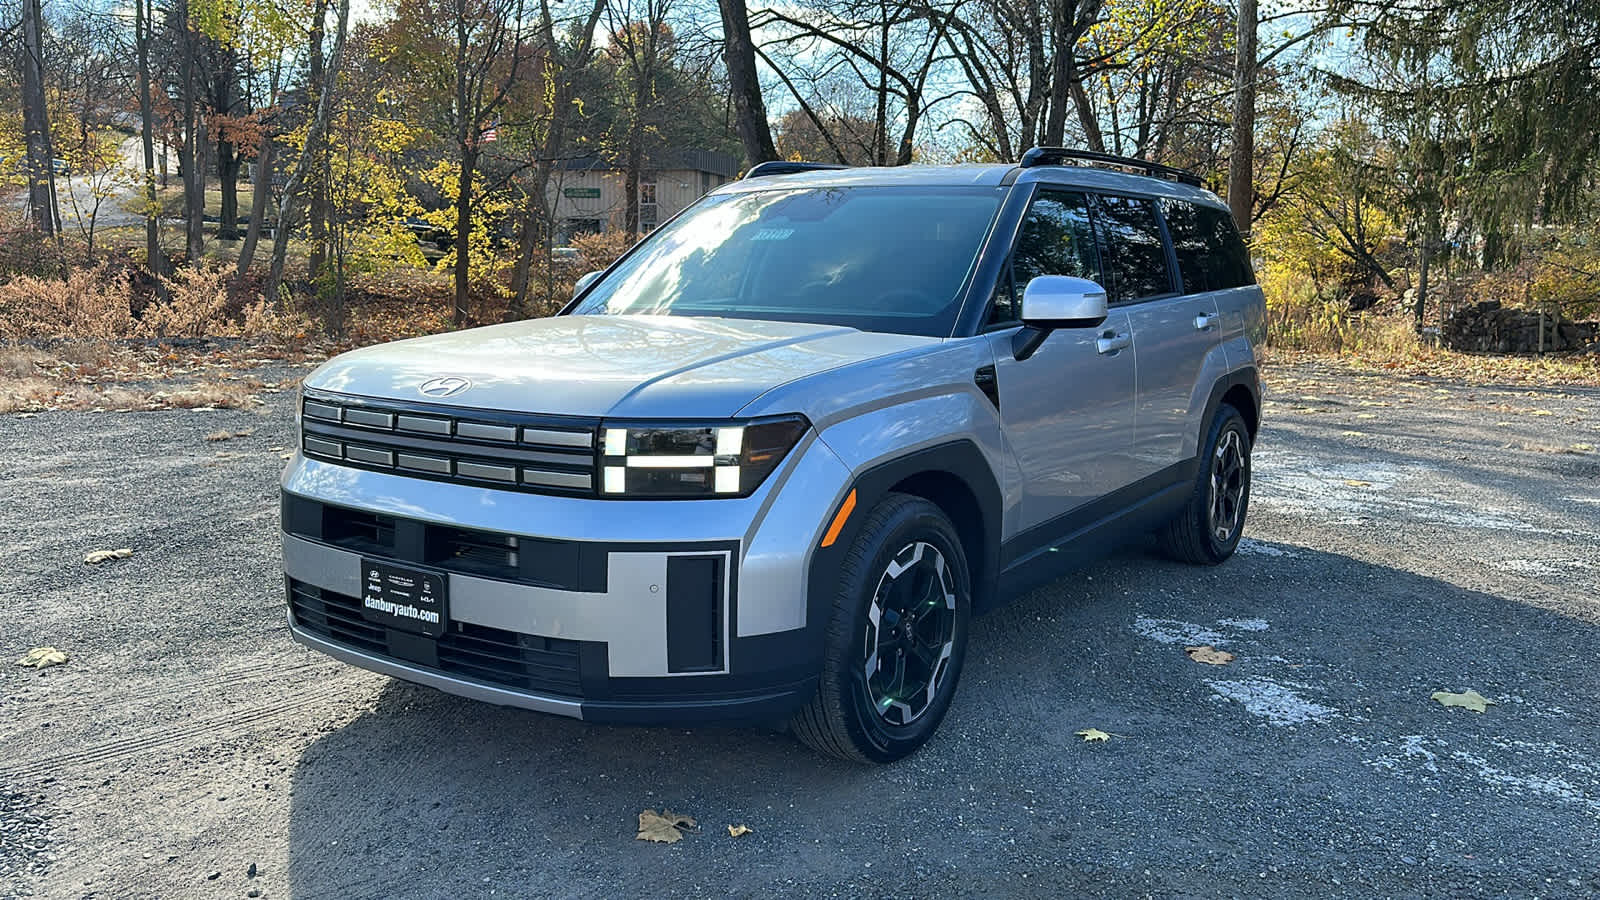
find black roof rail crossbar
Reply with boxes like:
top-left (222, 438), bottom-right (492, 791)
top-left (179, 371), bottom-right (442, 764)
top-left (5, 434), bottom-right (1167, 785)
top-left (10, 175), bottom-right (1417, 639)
top-left (744, 161), bottom-right (849, 179)
top-left (1017, 147), bottom-right (1203, 187)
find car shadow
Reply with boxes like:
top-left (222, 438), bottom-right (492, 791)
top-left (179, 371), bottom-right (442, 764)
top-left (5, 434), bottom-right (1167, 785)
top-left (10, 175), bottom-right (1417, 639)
top-left (283, 539), bottom-right (1600, 898)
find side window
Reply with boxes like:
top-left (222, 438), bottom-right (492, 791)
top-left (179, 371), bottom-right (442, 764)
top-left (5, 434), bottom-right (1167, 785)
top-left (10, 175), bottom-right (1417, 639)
top-left (1092, 194), bottom-right (1173, 304)
top-left (990, 188), bottom-right (1099, 326)
top-left (1161, 199), bottom-right (1256, 292)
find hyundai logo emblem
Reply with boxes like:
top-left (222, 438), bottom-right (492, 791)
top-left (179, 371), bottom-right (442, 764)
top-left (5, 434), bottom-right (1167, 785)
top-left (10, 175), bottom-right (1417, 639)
top-left (418, 376), bottom-right (471, 398)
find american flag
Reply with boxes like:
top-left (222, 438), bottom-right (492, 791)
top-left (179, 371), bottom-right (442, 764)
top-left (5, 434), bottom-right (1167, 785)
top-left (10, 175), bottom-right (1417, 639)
top-left (479, 122), bottom-right (499, 143)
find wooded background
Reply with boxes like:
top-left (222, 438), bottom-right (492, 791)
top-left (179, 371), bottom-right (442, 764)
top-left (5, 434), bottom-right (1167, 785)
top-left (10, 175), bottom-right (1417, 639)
top-left (0, 0), bottom-right (1596, 353)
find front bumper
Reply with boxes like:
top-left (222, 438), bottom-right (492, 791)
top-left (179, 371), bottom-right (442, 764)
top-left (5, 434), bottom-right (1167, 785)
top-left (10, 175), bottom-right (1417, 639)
top-left (280, 434), bottom-right (853, 725)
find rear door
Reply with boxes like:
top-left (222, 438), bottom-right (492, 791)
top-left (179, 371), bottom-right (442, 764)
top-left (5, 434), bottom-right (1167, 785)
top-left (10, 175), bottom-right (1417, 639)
top-left (1094, 194), bottom-right (1223, 479)
top-left (984, 187), bottom-right (1139, 534)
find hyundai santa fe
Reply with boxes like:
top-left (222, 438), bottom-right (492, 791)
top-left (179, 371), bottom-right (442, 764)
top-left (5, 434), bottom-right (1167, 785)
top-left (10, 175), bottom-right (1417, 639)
top-left (281, 147), bottom-right (1266, 762)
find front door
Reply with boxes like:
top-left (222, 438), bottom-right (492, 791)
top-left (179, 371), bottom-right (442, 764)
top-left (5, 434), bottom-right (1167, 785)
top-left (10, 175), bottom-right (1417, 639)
top-left (984, 187), bottom-right (1139, 536)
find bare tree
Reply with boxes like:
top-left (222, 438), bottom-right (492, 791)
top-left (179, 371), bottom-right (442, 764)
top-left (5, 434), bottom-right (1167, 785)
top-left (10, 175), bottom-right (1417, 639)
top-left (264, 0), bottom-right (351, 302)
top-left (446, 0), bottom-right (532, 326)
top-left (508, 0), bottom-right (607, 315)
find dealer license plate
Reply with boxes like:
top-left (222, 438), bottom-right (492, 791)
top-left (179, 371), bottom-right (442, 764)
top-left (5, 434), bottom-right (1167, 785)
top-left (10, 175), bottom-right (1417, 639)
top-left (359, 559), bottom-right (448, 638)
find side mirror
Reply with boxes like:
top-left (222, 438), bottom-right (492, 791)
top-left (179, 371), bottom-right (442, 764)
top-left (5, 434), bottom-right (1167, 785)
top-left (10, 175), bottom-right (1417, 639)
top-left (1020, 275), bottom-right (1108, 329)
top-left (1014, 276), bottom-right (1108, 361)
top-left (573, 270), bottom-right (603, 298)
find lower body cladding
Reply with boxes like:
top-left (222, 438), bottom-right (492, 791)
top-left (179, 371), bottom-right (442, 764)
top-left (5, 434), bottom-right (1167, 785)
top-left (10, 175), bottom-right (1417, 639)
top-left (279, 449), bottom-right (851, 725)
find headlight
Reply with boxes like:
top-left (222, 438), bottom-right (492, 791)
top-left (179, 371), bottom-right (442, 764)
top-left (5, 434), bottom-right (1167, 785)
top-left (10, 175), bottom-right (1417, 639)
top-left (599, 415), bottom-right (809, 498)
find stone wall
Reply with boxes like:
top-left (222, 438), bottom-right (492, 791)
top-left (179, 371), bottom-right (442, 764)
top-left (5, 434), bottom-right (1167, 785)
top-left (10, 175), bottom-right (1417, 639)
top-left (1441, 301), bottom-right (1600, 354)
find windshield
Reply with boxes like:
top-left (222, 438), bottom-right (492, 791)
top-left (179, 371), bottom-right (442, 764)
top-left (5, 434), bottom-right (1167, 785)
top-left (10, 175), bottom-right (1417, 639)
top-left (569, 186), bottom-right (1005, 336)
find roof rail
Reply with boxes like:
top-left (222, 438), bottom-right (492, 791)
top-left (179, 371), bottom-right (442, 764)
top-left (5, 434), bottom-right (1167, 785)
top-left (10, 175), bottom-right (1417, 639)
top-left (1017, 147), bottom-right (1203, 187)
top-left (744, 161), bottom-right (849, 179)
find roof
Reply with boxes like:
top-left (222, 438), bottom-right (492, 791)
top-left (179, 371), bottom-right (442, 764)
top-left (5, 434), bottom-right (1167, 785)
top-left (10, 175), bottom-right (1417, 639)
top-left (560, 150), bottom-right (741, 179)
top-left (714, 161), bottom-right (1227, 210)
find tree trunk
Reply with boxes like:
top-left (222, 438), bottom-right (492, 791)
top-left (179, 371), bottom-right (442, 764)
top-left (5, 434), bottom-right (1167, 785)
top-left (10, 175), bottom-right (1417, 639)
top-left (624, 129), bottom-right (642, 237)
top-left (214, 49), bottom-right (242, 241)
top-left (136, 0), bottom-right (163, 280)
top-left (264, 0), bottom-right (348, 302)
top-left (1228, 0), bottom-right (1258, 235)
top-left (19, 0), bottom-right (58, 237)
top-left (178, 5), bottom-right (206, 263)
top-left (217, 144), bottom-right (241, 240)
top-left (304, 5), bottom-right (331, 282)
top-left (453, 148), bottom-right (477, 328)
top-left (718, 0), bottom-right (777, 167)
top-left (181, 100), bottom-right (206, 261)
top-left (237, 136), bottom-right (274, 278)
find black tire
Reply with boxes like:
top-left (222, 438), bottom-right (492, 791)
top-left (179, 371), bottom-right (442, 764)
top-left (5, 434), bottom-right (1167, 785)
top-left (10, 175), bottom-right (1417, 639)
top-left (1158, 403), bottom-right (1252, 565)
top-left (790, 493), bottom-right (972, 763)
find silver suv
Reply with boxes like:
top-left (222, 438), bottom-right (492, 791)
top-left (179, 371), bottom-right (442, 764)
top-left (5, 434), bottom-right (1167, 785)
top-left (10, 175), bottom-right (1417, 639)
top-left (281, 148), bottom-right (1265, 762)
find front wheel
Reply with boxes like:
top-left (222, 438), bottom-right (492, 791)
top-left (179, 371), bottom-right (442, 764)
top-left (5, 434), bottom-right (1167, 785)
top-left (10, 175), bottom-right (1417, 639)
top-left (1158, 404), bottom-right (1252, 565)
top-left (790, 493), bottom-right (971, 763)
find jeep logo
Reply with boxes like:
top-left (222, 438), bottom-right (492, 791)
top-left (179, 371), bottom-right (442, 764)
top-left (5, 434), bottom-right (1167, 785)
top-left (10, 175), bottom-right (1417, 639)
top-left (418, 376), bottom-right (471, 398)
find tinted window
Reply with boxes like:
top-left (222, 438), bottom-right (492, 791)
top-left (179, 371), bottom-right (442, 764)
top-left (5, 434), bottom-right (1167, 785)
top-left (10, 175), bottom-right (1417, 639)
top-left (1162, 199), bottom-right (1255, 292)
top-left (571, 186), bottom-right (1003, 337)
top-left (1092, 194), bottom-right (1173, 303)
top-left (989, 188), bottom-right (1099, 325)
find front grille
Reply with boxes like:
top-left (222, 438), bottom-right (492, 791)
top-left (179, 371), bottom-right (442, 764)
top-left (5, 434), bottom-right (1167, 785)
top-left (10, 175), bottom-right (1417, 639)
top-left (299, 390), bottom-right (598, 495)
top-left (289, 579), bottom-right (584, 697)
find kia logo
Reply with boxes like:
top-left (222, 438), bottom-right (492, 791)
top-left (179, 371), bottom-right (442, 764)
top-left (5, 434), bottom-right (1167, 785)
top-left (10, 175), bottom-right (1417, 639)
top-left (418, 376), bottom-right (471, 398)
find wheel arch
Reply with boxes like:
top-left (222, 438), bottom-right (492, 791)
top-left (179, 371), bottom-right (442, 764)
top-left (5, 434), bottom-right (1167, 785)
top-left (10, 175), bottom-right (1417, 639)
top-left (1202, 367), bottom-right (1261, 441)
top-left (808, 441), bottom-right (1003, 619)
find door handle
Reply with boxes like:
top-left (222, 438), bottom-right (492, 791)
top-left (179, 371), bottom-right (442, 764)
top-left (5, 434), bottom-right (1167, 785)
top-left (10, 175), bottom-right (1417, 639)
top-left (1194, 312), bottom-right (1218, 331)
top-left (1096, 330), bottom-right (1132, 355)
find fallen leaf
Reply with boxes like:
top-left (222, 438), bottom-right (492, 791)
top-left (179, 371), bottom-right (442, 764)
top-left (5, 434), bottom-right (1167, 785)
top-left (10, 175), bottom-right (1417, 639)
top-left (1341, 430), bottom-right (1365, 437)
top-left (84, 548), bottom-right (134, 564)
top-left (1431, 689), bottom-right (1493, 713)
top-left (637, 809), bottom-right (696, 844)
top-left (1075, 728), bottom-right (1112, 743)
top-left (17, 647), bottom-right (68, 669)
top-left (1343, 479), bottom-right (1373, 487)
top-left (1185, 645), bottom-right (1235, 666)
top-left (204, 429), bottom-right (251, 441)
top-left (727, 824), bottom-right (753, 837)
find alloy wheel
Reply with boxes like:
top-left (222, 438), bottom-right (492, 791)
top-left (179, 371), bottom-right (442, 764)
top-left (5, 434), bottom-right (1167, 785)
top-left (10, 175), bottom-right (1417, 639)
top-left (862, 541), bottom-right (958, 726)
top-left (1208, 428), bottom-right (1246, 543)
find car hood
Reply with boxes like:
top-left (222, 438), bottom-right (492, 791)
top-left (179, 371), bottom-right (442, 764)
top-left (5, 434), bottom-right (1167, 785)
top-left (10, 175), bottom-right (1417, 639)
top-left (304, 314), bottom-right (938, 419)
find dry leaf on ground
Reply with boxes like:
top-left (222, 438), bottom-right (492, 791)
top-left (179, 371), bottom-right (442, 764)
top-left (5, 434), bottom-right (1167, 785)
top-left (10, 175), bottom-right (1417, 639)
top-left (1185, 645), bottom-right (1235, 666)
top-left (1431, 689), bottom-right (1494, 713)
top-left (17, 647), bottom-right (68, 669)
top-left (205, 429), bottom-right (253, 442)
top-left (727, 824), bottom-right (753, 837)
top-left (637, 809), bottom-right (696, 844)
top-left (1075, 728), bottom-right (1112, 743)
top-left (83, 548), bottom-right (134, 564)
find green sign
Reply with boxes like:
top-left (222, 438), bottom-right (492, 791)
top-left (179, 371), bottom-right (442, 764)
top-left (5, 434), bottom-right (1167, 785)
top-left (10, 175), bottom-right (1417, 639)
top-left (563, 187), bottom-right (602, 199)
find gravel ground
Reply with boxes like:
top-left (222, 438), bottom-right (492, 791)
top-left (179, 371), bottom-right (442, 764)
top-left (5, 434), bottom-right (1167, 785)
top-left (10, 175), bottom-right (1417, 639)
top-left (2, 361), bottom-right (1598, 899)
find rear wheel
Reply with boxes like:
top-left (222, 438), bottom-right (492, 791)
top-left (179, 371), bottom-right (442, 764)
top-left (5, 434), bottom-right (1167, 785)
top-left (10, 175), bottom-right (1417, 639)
top-left (1158, 404), bottom-right (1252, 564)
top-left (790, 493), bottom-right (971, 763)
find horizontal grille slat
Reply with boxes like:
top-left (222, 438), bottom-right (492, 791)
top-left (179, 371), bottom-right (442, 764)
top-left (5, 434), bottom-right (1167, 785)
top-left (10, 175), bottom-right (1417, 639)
top-left (288, 579), bottom-right (584, 697)
top-left (300, 391), bottom-right (599, 496)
